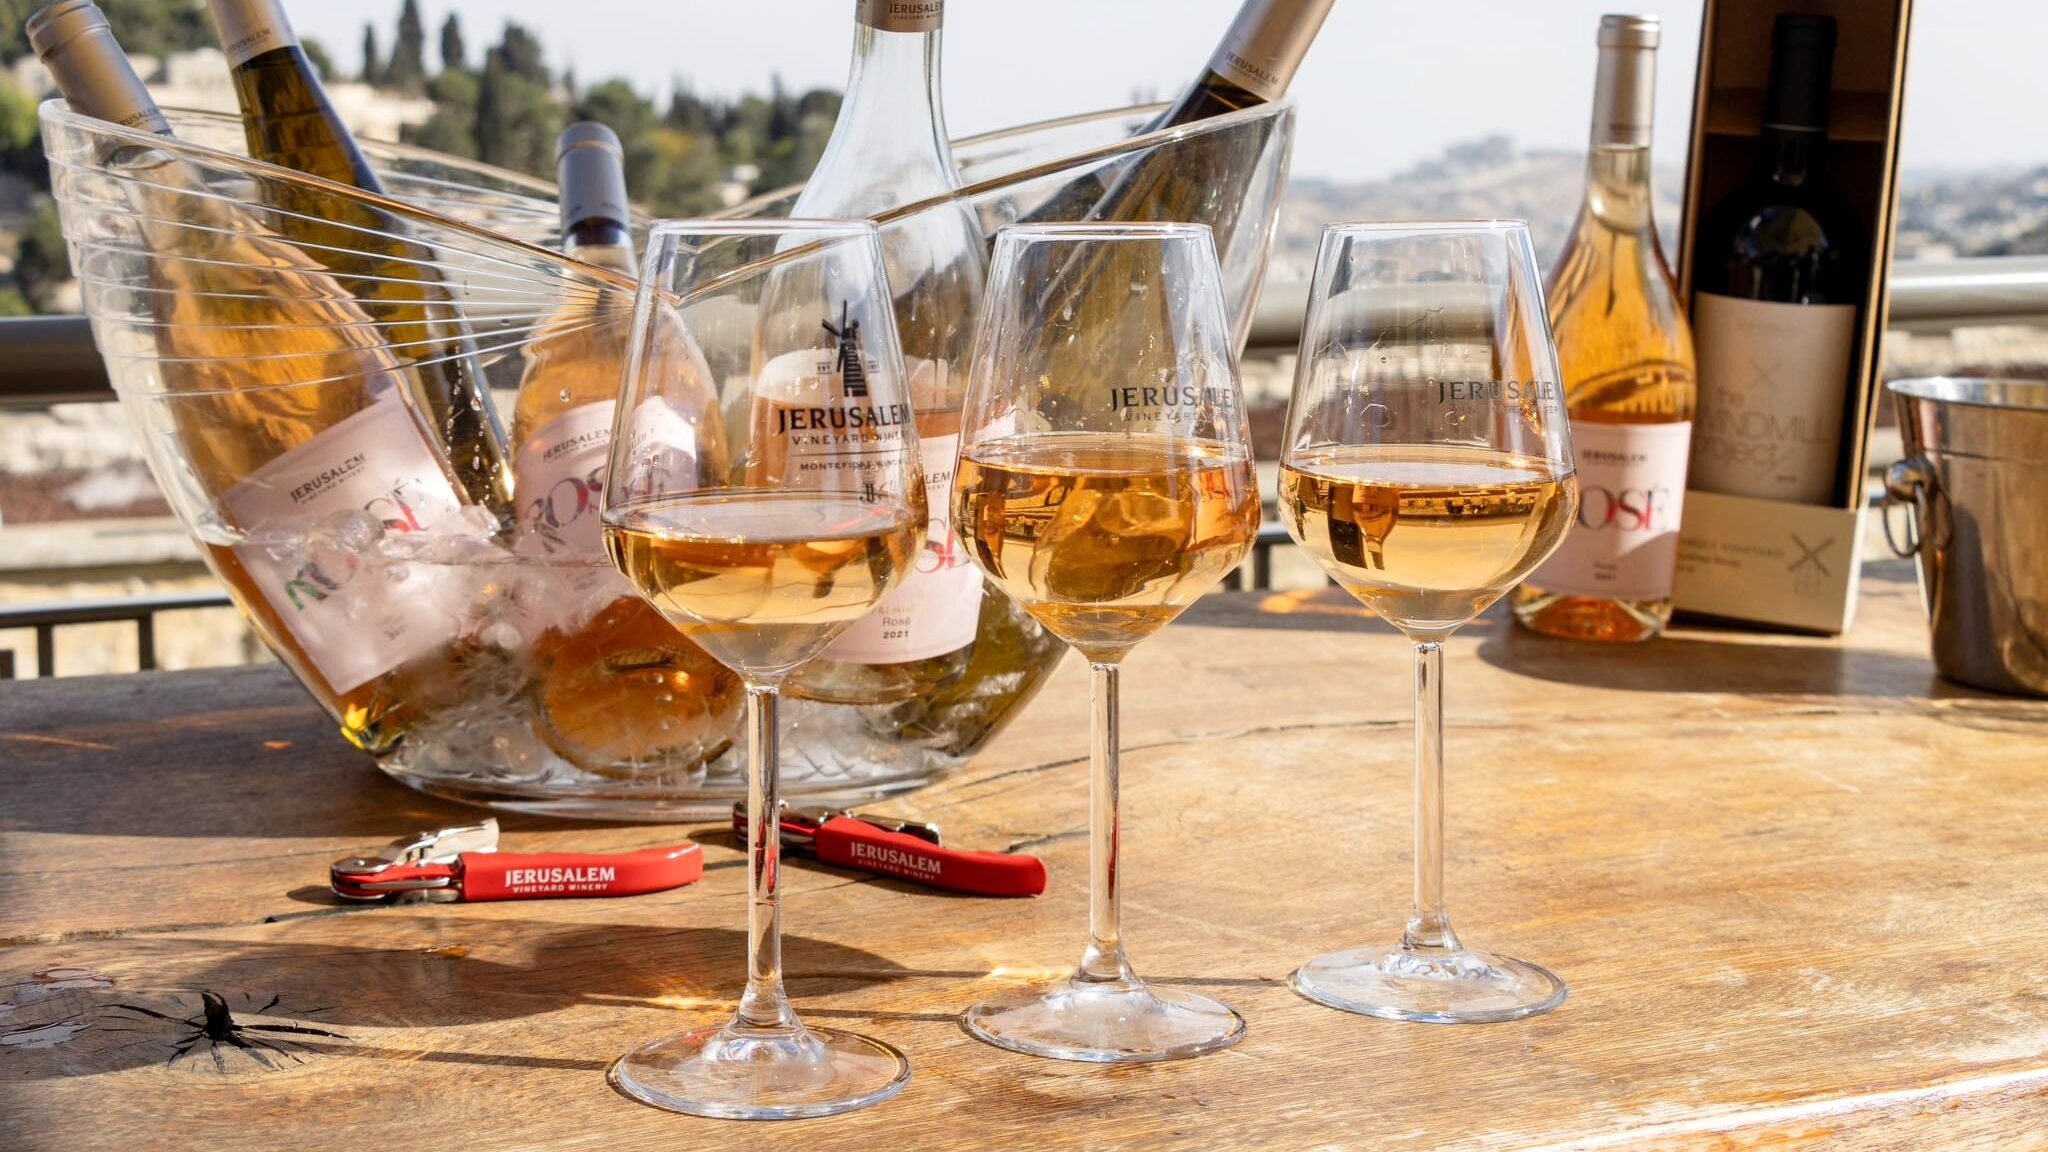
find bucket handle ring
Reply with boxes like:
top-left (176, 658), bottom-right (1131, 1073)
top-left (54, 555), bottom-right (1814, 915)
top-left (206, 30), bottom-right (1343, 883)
top-left (1882, 457), bottom-right (1941, 558)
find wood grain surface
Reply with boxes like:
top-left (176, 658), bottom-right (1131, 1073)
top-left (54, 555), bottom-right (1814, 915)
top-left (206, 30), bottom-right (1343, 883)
top-left (3, 564), bottom-right (2046, 1151)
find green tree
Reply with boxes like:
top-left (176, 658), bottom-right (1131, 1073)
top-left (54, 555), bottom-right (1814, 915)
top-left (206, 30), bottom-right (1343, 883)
top-left (496, 24), bottom-right (547, 85)
top-left (384, 0), bottom-right (427, 94)
top-left (405, 67), bottom-right (479, 160)
top-left (1, 0), bottom-right (212, 64)
top-left (666, 83), bottom-right (715, 136)
top-left (14, 197), bottom-right (70, 310)
top-left (439, 12), bottom-right (465, 73)
top-left (359, 23), bottom-right (380, 83)
top-left (472, 28), bottom-right (560, 176)
top-left (302, 36), bottom-right (334, 81)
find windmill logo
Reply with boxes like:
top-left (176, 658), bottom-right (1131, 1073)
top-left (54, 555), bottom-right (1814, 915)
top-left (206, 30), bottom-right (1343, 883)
top-left (822, 302), bottom-right (868, 398)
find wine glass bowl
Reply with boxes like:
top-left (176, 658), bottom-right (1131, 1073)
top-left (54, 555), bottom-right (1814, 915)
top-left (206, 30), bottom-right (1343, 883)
top-left (600, 218), bottom-right (922, 1119)
top-left (954, 222), bottom-right (1259, 1061)
top-left (1280, 220), bottom-right (1578, 1024)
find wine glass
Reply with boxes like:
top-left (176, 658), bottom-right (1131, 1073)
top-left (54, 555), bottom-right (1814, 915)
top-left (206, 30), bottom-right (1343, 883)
top-left (1280, 220), bottom-right (1579, 1023)
top-left (600, 219), bottom-right (925, 1117)
top-left (954, 222), bottom-right (1260, 1061)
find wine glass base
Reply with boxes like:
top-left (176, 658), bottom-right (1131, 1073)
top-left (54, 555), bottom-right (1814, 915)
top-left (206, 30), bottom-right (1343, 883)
top-left (609, 1021), bottom-right (910, 1120)
top-left (1290, 943), bottom-right (1565, 1024)
top-left (964, 977), bottom-right (1245, 1063)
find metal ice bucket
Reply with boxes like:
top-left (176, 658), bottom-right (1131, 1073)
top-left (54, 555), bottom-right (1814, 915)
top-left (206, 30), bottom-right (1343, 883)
top-left (1884, 377), bottom-right (2048, 697)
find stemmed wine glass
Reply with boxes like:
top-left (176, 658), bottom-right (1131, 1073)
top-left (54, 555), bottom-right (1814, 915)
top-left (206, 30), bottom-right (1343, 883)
top-left (1279, 220), bottom-right (1579, 1023)
top-left (601, 219), bottom-right (925, 1117)
top-left (954, 222), bottom-right (1261, 1061)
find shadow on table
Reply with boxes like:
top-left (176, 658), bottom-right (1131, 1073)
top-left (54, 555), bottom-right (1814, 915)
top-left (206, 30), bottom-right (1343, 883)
top-left (0, 680), bottom-right (640, 839)
top-left (0, 920), bottom-right (945, 1081)
top-left (1472, 622), bottom-right (1952, 700)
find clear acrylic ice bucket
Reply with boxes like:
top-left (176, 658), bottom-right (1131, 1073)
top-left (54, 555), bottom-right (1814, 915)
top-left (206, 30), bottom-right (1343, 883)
top-left (41, 97), bottom-right (1295, 818)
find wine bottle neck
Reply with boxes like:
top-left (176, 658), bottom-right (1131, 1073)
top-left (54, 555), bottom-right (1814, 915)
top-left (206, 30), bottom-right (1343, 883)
top-left (794, 4), bottom-right (955, 214)
top-left (1578, 17), bottom-right (1658, 235)
top-left (556, 122), bottom-right (632, 263)
top-left (1582, 146), bottom-right (1656, 233)
top-left (1758, 126), bottom-right (1820, 188)
top-left (1205, 0), bottom-right (1333, 102)
top-left (842, 21), bottom-right (948, 154)
top-left (28, 0), bottom-right (171, 136)
top-left (206, 0), bottom-right (299, 68)
top-left (564, 225), bottom-right (636, 274)
top-left (1587, 16), bottom-right (1657, 151)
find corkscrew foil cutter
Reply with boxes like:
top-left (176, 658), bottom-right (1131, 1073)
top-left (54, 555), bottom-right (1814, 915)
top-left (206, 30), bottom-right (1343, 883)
top-left (330, 818), bottom-right (704, 903)
top-left (732, 803), bottom-right (1048, 897)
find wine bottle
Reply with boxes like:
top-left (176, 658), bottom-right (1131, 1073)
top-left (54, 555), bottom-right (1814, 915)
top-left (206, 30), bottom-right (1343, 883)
top-left (1024, 0), bottom-right (1333, 225)
top-left (515, 122), bottom-right (742, 778)
top-left (1513, 15), bottom-right (1696, 643)
top-left (779, 0), bottom-right (989, 706)
top-left (1689, 13), bottom-right (1861, 506)
top-left (29, 0), bottom-right (475, 751)
top-left (202, 0), bottom-right (515, 516)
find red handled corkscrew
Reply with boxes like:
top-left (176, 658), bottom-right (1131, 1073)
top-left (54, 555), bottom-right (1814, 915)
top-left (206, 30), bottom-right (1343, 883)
top-left (731, 803), bottom-right (1046, 897)
top-left (330, 818), bottom-right (703, 902)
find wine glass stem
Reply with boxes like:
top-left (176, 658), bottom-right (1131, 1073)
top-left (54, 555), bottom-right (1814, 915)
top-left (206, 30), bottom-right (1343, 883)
top-left (1404, 641), bottom-right (1461, 954)
top-left (736, 680), bottom-right (800, 1032)
top-left (1078, 660), bottom-right (1137, 986)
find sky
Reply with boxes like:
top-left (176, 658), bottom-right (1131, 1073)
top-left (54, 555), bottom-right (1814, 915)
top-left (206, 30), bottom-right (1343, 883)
top-left (295, 0), bottom-right (2048, 183)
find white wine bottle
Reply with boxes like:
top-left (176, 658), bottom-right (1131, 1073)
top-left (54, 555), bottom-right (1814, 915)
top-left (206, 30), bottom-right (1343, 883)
top-left (202, 0), bottom-right (515, 516)
top-left (514, 122), bottom-right (742, 778)
top-left (1513, 15), bottom-right (1696, 643)
top-left (1025, 0), bottom-right (1333, 226)
top-left (782, 0), bottom-right (988, 705)
top-left (1690, 13), bottom-right (1861, 506)
top-left (30, 0), bottom-right (475, 751)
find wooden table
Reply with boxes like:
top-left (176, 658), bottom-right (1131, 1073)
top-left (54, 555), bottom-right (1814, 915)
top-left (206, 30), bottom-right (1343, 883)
top-left (3, 564), bottom-right (2046, 1150)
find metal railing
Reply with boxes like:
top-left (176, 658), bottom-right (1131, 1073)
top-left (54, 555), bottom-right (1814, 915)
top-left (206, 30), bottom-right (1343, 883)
top-left (1245, 255), bottom-right (2048, 350)
top-left (1, 254), bottom-right (2043, 678)
top-left (6, 257), bottom-right (2047, 406)
top-left (0, 589), bottom-right (235, 678)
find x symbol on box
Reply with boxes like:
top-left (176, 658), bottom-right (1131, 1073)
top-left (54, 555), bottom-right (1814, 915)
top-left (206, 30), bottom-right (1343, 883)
top-left (1788, 533), bottom-right (1833, 577)
top-left (1748, 355), bottom-right (1781, 396)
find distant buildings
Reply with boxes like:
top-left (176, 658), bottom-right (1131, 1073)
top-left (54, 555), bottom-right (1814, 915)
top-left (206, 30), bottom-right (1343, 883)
top-left (8, 48), bottom-right (435, 145)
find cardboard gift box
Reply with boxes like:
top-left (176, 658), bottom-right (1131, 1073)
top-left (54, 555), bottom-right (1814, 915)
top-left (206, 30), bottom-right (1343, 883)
top-left (1672, 0), bottom-right (1914, 633)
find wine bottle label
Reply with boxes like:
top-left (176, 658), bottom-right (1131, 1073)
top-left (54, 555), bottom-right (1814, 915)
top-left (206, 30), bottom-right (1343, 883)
top-left (1529, 420), bottom-right (1691, 600)
top-left (210, 0), bottom-right (295, 67)
top-left (514, 401), bottom-right (616, 556)
top-left (614, 396), bottom-right (706, 504)
top-left (1689, 292), bottom-right (1854, 504)
top-left (749, 346), bottom-right (913, 492)
top-left (220, 392), bottom-right (465, 694)
top-left (821, 428), bottom-right (981, 662)
top-left (857, 0), bottom-right (943, 33)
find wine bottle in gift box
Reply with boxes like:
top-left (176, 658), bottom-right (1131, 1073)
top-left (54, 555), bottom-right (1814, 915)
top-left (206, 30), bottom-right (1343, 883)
top-left (202, 0), bottom-right (516, 517)
top-left (1689, 13), bottom-right (1862, 507)
top-left (512, 123), bottom-right (742, 778)
top-left (30, 0), bottom-right (478, 752)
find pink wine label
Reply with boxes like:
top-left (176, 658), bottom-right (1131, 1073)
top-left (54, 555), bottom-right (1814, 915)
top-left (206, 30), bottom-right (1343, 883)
top-left (822, 428), bottom-right (981, 662)
top-left (1531, 419), bottom-right (1692, 601)
top-left (514, 401), bottom-right (615, 556)
top-left (1690, 292), bottom-right (1855, 504)
top-left (220, 393), bottom-right (465, 693)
